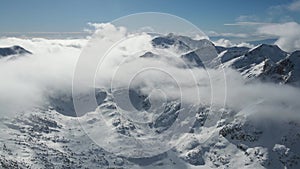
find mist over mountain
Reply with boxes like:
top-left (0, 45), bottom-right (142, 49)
top-left (0, 23), bottom-right (300, 169)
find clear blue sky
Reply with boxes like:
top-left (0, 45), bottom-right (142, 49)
top-left (0, 0), bottom-right (299, 37)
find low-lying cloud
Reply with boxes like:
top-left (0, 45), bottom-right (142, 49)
top-left (0, 23), bottom-right (300, 123)
top-left (0, 37), bottom-right (86, 115)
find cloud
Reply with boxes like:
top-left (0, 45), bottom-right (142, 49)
top-left (1, 22), bottom-right (300, 124)
top-left (87, 22), bottom-right (127, 38)
top-left (206, 31), bottom-right (255, 48)
top-left (93, 36), bottom-right (300, 120)
top-left (273, 0), bottom-right (300, 12)
top-left (88, 24), bottom-right (300, 122)
top-left (223, 1), bottom-right (300, 52)
top-left (224, 18), bottom-right (300, 52)
top-left (212, 38), bottom-right (254, 48)
top-left (288, 0), bottom-right (300, 11)
top-left (95, 46), bottom-right (300, 121)
top-left (224, 22), bottom-right (271, 26)
top-left (236, 15), bottom-right (259, 22)
top-left (0, 32), bottom-right (89, 39)
top-left (207, 31), bottom-right (249, 38)
top-left (0, 37), bottom-right (86, 116)
top-left (257, 22), bottom-right (300, 52)
top-left (266, 0), bottom-right (300, 19)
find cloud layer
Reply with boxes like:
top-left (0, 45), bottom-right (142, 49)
top-left (258, 22), bottom-right (300, 52)
top-left (0, 37), bottom-right (86, 115)
top-left (0, 23), bottom-right (300, 123)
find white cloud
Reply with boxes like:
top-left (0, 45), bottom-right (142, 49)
top-left (287, 0), bottom-right (300, 11)
top-left (1, 22), bottom-right (300, 124)
top-left (207, 31), bottom-right (249, 38)
top-left (267, 0), bottom-right (300, 14)
top-left (97, 48), bottom-right (300, 121)
top-left (213, 39), bottom-right (233, 47)
top-left (89, 25), bottom-right (300, 122)
top-left (213, 38), bottom-right (254, 48)
top-left (224, 19), bottom-right (300, 52)
top-left (0, 37), bottom-right (86, 116)
top-left (87, 22), bottom-right (127, 38)
top-left (257, 22), bottom-right (300, 52)
top-left (224, 22), bottom-right (270, 26)
top-left (236, 15), bottom-right (259, 22)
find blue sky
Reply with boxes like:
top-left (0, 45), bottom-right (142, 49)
top-left (1, 0), bottom-right (300, 41)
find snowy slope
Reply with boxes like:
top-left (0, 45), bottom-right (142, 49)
top-left (211, 46), bottom-right (249, 67)
top-left (216, 44), bottom-right (300, 85)
top-left (1, 91), bottom-right (299, 169)
top-left (221, 44), bottom-right (288, 78)
top-left (258, 50), bottom-right (300, 85)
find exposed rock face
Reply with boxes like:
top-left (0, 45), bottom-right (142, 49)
top-left (0, 45), bottom-right (32, 57)
top-left (258, 50), bottom-right (300, 85)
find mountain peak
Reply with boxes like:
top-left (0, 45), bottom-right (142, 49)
top-left (290, 50), bottom-right (300, 60)
top-left (0, 45), bottom-right (32, 57)
top-left (246, 44), bottom-right (287, 63)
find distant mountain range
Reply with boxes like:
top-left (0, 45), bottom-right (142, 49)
top-left (151, 34), bottom-right (300, 86)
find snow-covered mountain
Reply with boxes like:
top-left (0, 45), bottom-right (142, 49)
top-left (0, 45), bottom-right (32, 58)
top-left (214, 44), bottom-right (300, 85)
top-left (1, 34), bottom-right (300, 169)
top-left (1, 89), bottom-right (300, 169)
top-left (218, 44), bottom-right (287, 77)
top-left (150, 34), bottom-right (300, 86)
top-left (258, 50), bottom-right (300, 85)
